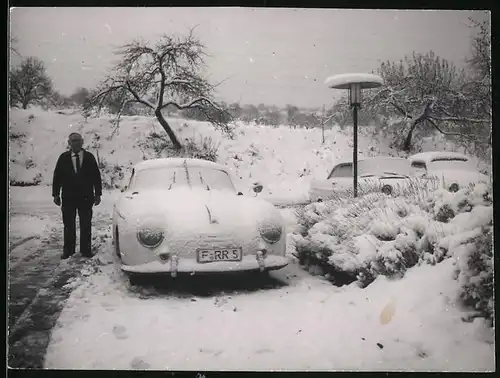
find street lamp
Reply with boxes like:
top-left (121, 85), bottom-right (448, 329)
top-left (325, 73), bottom-right (383, 197)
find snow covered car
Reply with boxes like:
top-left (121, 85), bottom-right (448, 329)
top-left (309, 156), bottom-right (414, 201)
top-left (409, 151), bottom-right (489, 192)
top-left (112, 158), bottom-right (288, 284)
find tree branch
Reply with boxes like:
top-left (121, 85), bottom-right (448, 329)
top-left (125, 81), bottom-right (155, 109)
top-left (427, 118), bottom-right (476, 139)
top-left (159, 96), bottom-right (216, 111)
top-left (431, 116), bottom-right (490, 124)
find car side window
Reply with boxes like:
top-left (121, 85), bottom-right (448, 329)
top-left (327, 164), bottom-right (352, 179)
top-left (411, 162), bottom-right (426, 169)
top-left (411, 161), bottom-right (427, 176)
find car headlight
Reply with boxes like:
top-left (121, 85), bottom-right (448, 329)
top-left (137, 228), bottom-right (164, 248)
top-left (259, 224), bottom-right (283, 244)
top-left (449, 183), bottom-right (459, 192)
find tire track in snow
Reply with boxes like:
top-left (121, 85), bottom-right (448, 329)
top-left (8, 255), bottom-right (93, 368)
top-left (8, 230), bottom-right (62, 332)
top-left (9, 235), bottom-right (39, 251)
top-left (8, 220), bottom-right (112, 368)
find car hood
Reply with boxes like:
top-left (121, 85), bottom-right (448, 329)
top-left (115, 187), bottom-right (282, 234)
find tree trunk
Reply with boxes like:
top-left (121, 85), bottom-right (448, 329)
top-left (154, 109), bottom-right (182, 150)
top-left (402, 118), bottom-right (424, 152)
top-left (22, 100), bottom-right (28, 109)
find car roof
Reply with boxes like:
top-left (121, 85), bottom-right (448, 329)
top-left (133, 158), bottom-right (226, 172)
top-left (334, 156), bottom-right (408, 166)
top-left (409, 151), bottom-right (469, 163)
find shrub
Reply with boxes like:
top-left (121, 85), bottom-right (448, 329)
top-left (9, 131), bottom-right (27, 140)
top-left (98, 157), bottom-right (127, 190)
top-left (139, 131), bottom-right (220, 162)
top-left (10, 173), bottom-right (42, 187)
top-left (294, 180), bottom-right (493, 292)
top-left (454, 227), bottom-right (493, 320)
top-left (181, 135), bottom-right (220, 162)
top-left (25, 159), bottom-right (36, 169)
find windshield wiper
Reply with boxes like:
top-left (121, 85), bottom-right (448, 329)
top-left (199, 172), bottom-right (210, 191)
top-left (168, 171), bottom-right (176, 190)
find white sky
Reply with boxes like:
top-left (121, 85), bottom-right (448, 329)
top-left (10, 8), bottom-right (489, 108)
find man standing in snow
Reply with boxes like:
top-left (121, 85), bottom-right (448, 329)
top-left (52, 132), bottom-right (102, 259)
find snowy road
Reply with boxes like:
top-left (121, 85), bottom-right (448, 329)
top-left (9, 186), bottom-right (495, 371)
top-left (8, 186), bottom-right (118, 367)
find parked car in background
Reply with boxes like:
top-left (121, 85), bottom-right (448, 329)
top-left (113, 158), bottom-right (288, 285)
top-left (409, 151), bottom-right (489, 192)
top-left (309, 156), bottom-right (415, 202)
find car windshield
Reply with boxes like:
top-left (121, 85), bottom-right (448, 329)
top-left (327, 163), bottom-right (352, 179)
top-left (132, 166), bottom-right (236, 191)
top-left (428, 159), bottom-right (476, 172)
top-left (358, 157), bottom-right (413, 177)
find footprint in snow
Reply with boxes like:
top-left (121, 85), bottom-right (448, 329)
top-left (101, 302), bottom-right (115, 312)
top-left (112, 325), bottom-right (129, 340)
top-left (130, 357), bottom-right (150, 369)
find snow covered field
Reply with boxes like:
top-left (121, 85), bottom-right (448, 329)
top-left (9, 107), bottom-right (494, 371)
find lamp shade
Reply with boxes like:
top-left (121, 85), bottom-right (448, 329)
top-left (325, 73), bottom-right (383, 90)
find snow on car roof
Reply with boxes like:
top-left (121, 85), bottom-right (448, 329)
top-left (133, 158), bottom-right (226, 172)
top-left (335, 156), bottom-right (407, 165)
top-left (409, 151), bottom-right (469, 163)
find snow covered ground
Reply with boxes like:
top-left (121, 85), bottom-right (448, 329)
top-left (8, 107), bottom-right (406, 205)
top-left (9, 107), bottom-right (494, 371)
top-left (44, 237), bottom-right (494, 371)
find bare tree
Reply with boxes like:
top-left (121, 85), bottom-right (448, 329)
top-left (83, 29), bottom-right (233, 150)
top-left (9, 56), bottom-right (53, 109)
top-left (332, 51), bottom-right (490, 151)
top-left (463, 17), bottom-right (491, 148)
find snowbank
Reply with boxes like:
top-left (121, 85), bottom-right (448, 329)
top-left (9, 107), bottom-right (394, 204)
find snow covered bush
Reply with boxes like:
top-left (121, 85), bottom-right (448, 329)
top-left (294, 181), bottom-right (493, 294)
top-left (138, 131), bottom-right (220, 162)
top-left (10, 172), bottom-right (42, 187)
top-left (98, 156), bottom-right (128, 190)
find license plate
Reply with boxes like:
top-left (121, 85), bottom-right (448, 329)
top-left (197, 248), bottom-right (242, 263)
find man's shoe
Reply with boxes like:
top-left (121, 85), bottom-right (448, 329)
top-left (81, 252), bottom-right (94, 258)
top-left (61, 254), bottom-right (71, 260)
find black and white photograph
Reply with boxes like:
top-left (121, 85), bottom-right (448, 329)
top-left (8, 7), bottom-right (493, 371)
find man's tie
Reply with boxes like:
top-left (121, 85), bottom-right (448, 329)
top-left (75, 153), bottom-right (81, 174)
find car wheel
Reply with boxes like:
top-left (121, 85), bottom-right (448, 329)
top-left (381, 185), bottom-right (392, 195)
top-left (449, 183), bottom-right (459, 192)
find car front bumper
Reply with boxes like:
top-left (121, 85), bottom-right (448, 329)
top-left (121, 254), bottom-right (289, 275)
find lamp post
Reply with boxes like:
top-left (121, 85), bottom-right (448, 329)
top-left (325, 73), bottom-right (383, 197)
